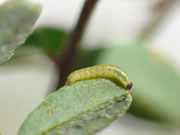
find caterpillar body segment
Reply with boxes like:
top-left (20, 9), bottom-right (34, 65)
top-left (67, 64), bottom-right (133, 90)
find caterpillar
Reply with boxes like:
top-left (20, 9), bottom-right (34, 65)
top-left (67, 64), bottom-right (133, 90)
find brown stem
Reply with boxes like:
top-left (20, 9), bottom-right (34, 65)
top-left (55, 0), bottom-right (99, 90)
top-left (138, 0), bottom-right (178, 41)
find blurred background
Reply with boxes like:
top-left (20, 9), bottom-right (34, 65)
top-left (0, 0), bottom-right (180, 134)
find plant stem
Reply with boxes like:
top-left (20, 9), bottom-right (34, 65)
top-left (55, 0), bottom-right (99, 90)
top-left (138, 0), bottom-right (178, 41)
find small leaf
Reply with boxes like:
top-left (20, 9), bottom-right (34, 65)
top-left (22, 27), bottom-right (66, 55)
top-left (0, 0), bottom-right (41, 64)
top-left (19, 79), bottom-right (132, 135)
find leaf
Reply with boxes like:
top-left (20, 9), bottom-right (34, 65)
top-left (96, 42), bottom-right (180, 125)
top-left (0, 0), bottom-right (41, 64)
top-left (18, 79), bottom-right (132, 135)
top-left (22, 27), bottom-right (66, 55)
top-left (81, 48), bottom-right (104, 67)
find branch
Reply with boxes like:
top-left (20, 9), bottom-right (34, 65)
top-left (138, 0), bottom-right (178, 41)
top-left (56, 0), bottom-right (99, 90)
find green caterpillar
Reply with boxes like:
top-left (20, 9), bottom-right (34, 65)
top-left (67, 64), bottom-right (133, 90)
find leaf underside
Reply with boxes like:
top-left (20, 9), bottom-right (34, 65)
top-left (19, 79), bottom-right (132, 135)
top-left (0, 0), bottom-right (41, 64)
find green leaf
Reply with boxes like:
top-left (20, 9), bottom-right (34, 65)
top-left (81, 48), bottom-right (104, 67)
top-left (96, 43), bottom-right (180, 125)
top-left (0, 0), bottom-right (41, 64)
top-left (19, 79), bottom-right (132, 135)
top-left (22, 27), bottom-right (66, 55)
